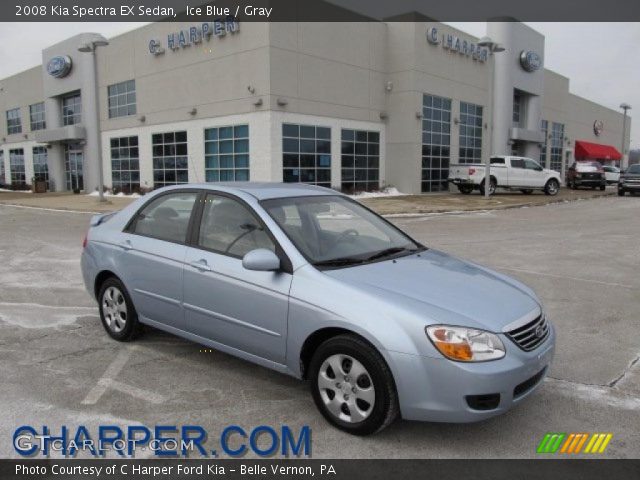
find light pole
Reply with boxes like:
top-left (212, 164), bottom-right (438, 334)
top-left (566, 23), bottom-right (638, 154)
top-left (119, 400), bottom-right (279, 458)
top-left (620, 103), bottom-right (631, 170)
top-left (78, 35), bottom-right (109, 202)
top-left (477, 36), bottom-right (505, 199)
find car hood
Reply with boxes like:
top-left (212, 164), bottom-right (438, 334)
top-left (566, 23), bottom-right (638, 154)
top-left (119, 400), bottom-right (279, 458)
top-left (323, 249), bottom-right (540, 333)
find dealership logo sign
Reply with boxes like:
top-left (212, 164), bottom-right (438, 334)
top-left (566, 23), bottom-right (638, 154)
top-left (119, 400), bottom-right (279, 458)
top-left (593, 120), bottom-right (604, 136)
top-left (46, 55), bottom-right (72, 78)
top-left (519, 50), bottom-right (542, 72)
top-left (426, 27), bottom-right (488, 62)
top-left (149, 16), bottom-right (240, 55)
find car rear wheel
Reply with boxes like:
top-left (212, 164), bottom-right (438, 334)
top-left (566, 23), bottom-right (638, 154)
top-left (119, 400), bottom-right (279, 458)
top-left (479, 178), bottom-right (496, 196)
top-left (98, 277), bottom-right (141, 342)
top-left (599, 185), bottom-right (606, 191)
top-left (544, 179), bottom-right (560, 196)
top-left (458, 185), bottom-right (473, 195)
top-left (309, 334), bottom-right (398, 436)
top-left (618, 189), bottom-right (625, 196)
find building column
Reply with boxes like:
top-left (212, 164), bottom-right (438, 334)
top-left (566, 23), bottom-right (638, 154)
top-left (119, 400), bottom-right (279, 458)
top-left (43, 97), bottom-right (66, 192)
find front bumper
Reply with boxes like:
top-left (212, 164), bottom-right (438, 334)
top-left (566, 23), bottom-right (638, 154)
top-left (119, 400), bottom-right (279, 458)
top-left (619, 182), bottom-right (640, 191)
top-left (388, 323), bottom-right (555, 422)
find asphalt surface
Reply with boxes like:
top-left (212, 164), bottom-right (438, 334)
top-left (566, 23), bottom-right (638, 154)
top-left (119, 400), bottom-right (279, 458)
top-left (0, 196), bottom-right (638, 459)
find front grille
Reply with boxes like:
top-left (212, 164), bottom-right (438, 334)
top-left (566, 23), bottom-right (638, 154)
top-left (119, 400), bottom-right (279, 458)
top-left (506, 314), bottom-right (549, 352)
top-left (514, 368), bottom-right (546, 398)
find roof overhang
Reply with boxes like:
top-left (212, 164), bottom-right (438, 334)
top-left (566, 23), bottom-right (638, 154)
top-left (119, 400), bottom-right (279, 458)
top-left (510, 127), bottom-right (545, 143)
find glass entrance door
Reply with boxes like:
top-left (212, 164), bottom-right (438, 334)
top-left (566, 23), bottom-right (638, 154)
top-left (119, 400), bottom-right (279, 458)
top-left (65, 144), bottom-right (84, 191)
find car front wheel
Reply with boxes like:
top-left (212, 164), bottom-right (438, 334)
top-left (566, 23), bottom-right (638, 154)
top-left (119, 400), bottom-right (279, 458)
top-left (98, 277), bottom-right (141, 342)
top-left (544, 179), bottom-right (560, 196)
top-left (309, 334), bottom-right (398, 435)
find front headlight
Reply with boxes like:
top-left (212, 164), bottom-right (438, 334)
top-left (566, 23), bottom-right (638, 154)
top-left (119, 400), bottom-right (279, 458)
top-left (425, 325), bottom-right (506, 362)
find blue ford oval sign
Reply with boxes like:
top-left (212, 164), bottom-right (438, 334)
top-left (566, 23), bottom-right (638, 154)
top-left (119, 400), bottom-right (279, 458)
top-left (47, 55), bottom-right (72, 78)
top-left (519, 50), bottom-right (541, 72)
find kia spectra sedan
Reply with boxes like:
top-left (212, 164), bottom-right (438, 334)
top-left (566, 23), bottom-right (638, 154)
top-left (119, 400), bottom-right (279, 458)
top-left (81, 183), bottom-right (555, 435)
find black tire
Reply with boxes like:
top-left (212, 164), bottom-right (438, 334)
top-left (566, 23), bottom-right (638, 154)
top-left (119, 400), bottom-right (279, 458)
top-left (458, 185), bottom-right (473, 195)
top-left (618, 189), bottom-right (625, 196)
top-left (520, 189), bottom-right (534, 195)
top-left (308, 334), bottom-right (398, 436)
top-left (479, 177), bottom-right (496, 196)
top-left (97, 277), bottom-right (141, 342)
top-left (599, 185), bottom-right (606, 191)
top-left (544, 178), bottom-right (560, 196)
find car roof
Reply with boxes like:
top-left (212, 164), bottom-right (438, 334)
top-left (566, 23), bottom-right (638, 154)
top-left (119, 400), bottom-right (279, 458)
top-left (165, 182), bottom-right (341, 200)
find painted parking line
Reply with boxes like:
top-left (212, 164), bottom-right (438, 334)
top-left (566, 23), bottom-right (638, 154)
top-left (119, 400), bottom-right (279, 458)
top-left (82, 345), bottom-right (166, 405)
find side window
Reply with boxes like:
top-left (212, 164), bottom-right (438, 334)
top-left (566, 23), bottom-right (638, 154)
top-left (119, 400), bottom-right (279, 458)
top-left (198, 195), bottom-right (275, 257)
top-left (490, 157), bottom-right (505, 165)
top-left (524, 159), bottom-right (541, 170)
top-left (131, 192), bottom-right (198, 243)
top-left (511, 158), bottom-right (525, 169)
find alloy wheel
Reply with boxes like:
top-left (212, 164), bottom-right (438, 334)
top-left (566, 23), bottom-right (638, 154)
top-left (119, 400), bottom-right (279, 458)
top-left (102, 286), bottom-right (127, 333)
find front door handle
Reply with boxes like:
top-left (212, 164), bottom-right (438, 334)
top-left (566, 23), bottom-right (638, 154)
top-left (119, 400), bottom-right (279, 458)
top-left (118, 240), bottom-right (132, 250)
top-left (190, 259), bottom-right (212, 272)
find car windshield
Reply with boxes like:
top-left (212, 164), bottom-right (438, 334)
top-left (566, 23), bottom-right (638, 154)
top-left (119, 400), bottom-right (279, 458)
top-left (262, 195), bottom-right (423, 268)
top-left (576, 161), bottom-right (601, 171)
top-left (627, 164), bottom-right (640, 174)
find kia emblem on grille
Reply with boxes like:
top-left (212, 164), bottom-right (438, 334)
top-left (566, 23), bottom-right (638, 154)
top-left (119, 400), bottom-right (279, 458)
top-left (535, 325), bottom-right (544, 338)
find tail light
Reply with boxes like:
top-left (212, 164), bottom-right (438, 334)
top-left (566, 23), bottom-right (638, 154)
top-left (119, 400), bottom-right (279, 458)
top-left (469, 168), bottom-right (476, 175)
top-left (82, 232), bottom-right (88, 249)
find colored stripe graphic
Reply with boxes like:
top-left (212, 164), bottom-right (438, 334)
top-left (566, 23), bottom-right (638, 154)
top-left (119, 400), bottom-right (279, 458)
top-left (537, 433), bottom-right (566, 453)
top-left (538, 433), bottom-right (613, 454)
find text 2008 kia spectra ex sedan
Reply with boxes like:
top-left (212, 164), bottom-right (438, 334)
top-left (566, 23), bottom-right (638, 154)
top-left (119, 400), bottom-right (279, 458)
top-left (81, 183), bottom-right (555, 435)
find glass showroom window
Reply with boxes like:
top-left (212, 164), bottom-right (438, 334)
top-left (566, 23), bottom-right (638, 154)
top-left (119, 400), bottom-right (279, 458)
top-left (30, 103), bottom-right (46, 131)
top-left (550, 122), bottom-right (565, 173)
top-left (459, 102), bottom-right (483, 164)
top-left (32, 146), bottom-right (49, 189)
top-left (282, 124), bottom-right (331, 187)
top-left (111, 136), bottom-right (140, 194)
top-left (62, 93), bottom-right (82, 126)
top-left (540, 119), bottom-right (549, 168)
top-left (108, 80), bottom-right (136, 118)
top-left (0, 151), bottom-right (5, 185)
top-left (512, 91), bottom-right (524, 128)
top-left (6, 108), bottom-right (22, 135)
top-left (204, 125), bottom-right (249, 182)
top-left (9, 149), bottom-right (26, 187)
top-left (422, 94), bottom-right (452, 192)
top-left (152, 131), bottom-right (188, 188)
top-left (340, 129), bottom-right (380, 193)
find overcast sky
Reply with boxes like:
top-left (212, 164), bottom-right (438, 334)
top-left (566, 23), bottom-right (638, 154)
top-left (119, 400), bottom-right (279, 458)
top-left (0, 22), bottom-right (637, 147)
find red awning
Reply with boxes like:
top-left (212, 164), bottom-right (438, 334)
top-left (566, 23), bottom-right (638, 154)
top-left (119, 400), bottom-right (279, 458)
top-left (574, 141), bottom-right (621, 161)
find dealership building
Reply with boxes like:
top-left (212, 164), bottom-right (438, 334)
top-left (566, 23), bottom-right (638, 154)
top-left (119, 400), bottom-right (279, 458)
top-left (0, 20), bottom-right (632, 194)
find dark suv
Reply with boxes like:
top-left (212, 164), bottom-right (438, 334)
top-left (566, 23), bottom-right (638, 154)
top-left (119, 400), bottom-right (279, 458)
top-left (566, 161), bottom-right (606, 190)
top-left (618, 164), bottom-right (640, 196)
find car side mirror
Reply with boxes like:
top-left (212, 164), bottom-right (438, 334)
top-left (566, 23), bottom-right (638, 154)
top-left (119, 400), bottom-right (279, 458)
top-left (242, 249), bottom-right (281, 272)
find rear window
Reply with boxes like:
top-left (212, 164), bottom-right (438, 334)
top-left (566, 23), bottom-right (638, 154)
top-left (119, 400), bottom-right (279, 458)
top-left (490, 157), bottom-right (505, 164)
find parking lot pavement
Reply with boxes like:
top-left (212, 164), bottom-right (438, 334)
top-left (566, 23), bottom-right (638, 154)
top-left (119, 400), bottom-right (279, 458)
top-left (0, 197), bottom-right (638, 459)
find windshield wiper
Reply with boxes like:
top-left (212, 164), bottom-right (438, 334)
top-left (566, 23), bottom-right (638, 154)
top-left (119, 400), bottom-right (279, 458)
top-left (313, 257), bottom-right (366, 268)
top-left (365, 246), bottom-right (419, 262)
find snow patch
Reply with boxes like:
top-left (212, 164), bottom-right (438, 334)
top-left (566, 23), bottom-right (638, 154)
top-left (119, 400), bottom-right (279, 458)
top-left (87, 191), bottom-right (141, 198)
top-left (0, 302), bottom-right (95, 328)
top-left (349, 187), bottom-right (405, 199)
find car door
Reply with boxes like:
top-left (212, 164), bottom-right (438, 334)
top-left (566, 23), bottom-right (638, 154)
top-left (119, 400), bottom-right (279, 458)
top-left (509, 158), bottom-right (527, 186)
top-left (119, 190), bottom-right (199, 331)
top-left (523, 158), bottom-right (546, 187)
top-left (183, 192), bottom-right (292, 364)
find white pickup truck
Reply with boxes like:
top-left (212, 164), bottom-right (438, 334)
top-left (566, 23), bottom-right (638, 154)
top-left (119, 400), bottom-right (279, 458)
top-left (448, 155), bottom-right (562, 196)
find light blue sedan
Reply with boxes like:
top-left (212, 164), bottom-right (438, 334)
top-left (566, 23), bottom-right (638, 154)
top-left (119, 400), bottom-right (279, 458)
top-left (81, 183), bottom-right (555, 435)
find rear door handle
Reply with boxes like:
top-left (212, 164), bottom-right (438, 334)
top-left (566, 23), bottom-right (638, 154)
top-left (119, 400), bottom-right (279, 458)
top-left (118, 240), bottom-right (132, 250)
top-left (190, 259), bottom-right (212, 272)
